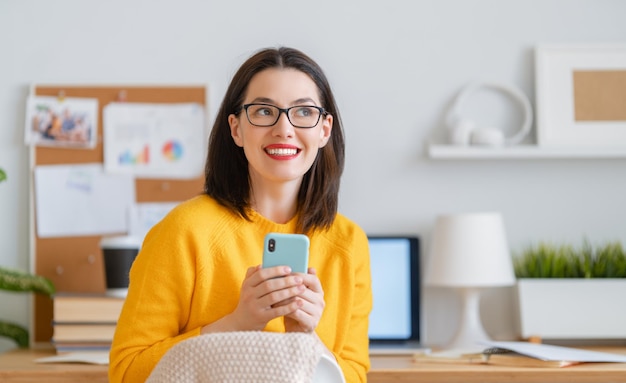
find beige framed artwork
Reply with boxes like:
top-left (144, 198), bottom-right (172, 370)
top-left (535, 44), bottom-right (626, 147)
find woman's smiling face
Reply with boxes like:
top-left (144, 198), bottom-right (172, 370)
top-left (229, 68), bottom-right (332, 187)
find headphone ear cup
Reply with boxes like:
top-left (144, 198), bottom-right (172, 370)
top-left (444, 82), bottom-right (533, 147)
top-left (448, 119), bottom-right (474, 146)
top-left (470, 127), bottom-right (505, 146)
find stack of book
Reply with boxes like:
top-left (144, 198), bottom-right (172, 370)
top-left (52, 294), bottom-right (124, 354)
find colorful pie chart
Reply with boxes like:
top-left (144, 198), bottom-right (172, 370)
top-left (162, 140), bottom-right (183, 161)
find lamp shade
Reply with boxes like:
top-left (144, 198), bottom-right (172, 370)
top-left (425, 212), bottom-right (515, 287)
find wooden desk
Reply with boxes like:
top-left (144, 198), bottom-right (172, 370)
top-left (369, 351), bottom-right (626, 383)
top-left (2, 348), bottom-right (626, 382)
top-left (0, 349), bottom-right (108, 383)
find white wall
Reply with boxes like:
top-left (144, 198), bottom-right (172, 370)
top-left (1, 0), bottom-right (625, 353)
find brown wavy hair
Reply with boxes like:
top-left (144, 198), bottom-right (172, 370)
top-left (204, 47), bottom-right (345, 234)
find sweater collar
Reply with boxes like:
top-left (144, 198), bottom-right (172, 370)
top-left (247, 208), bottom-right (299, 234)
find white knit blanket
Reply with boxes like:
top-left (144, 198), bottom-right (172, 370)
top-left (146, 331), bottom-right (326, 383)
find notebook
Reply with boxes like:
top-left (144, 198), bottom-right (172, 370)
top-left (367, 236), bottom-right (429, 355)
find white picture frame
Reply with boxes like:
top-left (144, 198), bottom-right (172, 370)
top-left (535, 44), bottom-right (626, 148)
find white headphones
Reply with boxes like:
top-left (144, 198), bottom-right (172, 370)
top-left (445, 82), bottom-right (533, 146)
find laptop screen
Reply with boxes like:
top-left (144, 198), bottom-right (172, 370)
top-left (367, 236), bottom-right (420, 342)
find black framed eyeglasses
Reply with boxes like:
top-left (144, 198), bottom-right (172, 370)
top-left (236, 103), bottom-right (327, 129)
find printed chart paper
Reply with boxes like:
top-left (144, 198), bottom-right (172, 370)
top-left (103, 102), bottom-right (205, 179)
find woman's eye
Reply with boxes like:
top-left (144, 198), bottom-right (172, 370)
top-left (254, 107), bottom-right (274, 116)
top-left (294, 107), bottom-right (314, 117)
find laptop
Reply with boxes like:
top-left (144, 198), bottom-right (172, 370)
top-left (367, 235), bottom-right (429, 355)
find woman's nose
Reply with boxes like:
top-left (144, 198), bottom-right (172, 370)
top-left (272, 112), bottom-right (295, 138)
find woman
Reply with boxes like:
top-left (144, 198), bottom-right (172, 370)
top-left (109, 47), bottom-right (372, 382)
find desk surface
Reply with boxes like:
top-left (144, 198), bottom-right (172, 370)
top-left (2, 347), bottom-right (626, 383)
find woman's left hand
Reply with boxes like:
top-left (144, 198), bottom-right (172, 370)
top-left (283, 267), bottom-right (325, 333)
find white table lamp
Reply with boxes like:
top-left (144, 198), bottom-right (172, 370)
top-left (425, 212), bottom-right (515, 350)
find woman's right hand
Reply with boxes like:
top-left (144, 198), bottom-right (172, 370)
top-left (201, 265), bottom-right (305, 333)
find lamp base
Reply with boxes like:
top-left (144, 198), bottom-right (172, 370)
top-left (446, 287), bottom-right (491, 351)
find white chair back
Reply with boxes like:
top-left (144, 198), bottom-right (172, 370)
top-left (146, 331), bottom-right (345, 383)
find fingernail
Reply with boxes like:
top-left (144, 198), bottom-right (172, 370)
top-left (284, 266), bottom-right (291, 274)
top-left (294, 277), bottom-right (302, 284)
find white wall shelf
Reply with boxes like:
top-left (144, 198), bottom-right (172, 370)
top-left (428, 145), bottom-right (626, 159)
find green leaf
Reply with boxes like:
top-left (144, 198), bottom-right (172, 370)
top-left (0, 321), bottom-right (29, 348)
top-left (0, 168), bottom-right (6, 183)
top-left (0, 267), bottom-right (55, 296)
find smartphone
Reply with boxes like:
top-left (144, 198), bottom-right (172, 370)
top-left (262, 233), bottom-right (310, 274)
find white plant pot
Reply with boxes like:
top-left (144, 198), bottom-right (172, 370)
top-left (517, 279), bottom-right (626, 339)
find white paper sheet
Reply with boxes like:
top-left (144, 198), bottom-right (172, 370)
top-left (103, 102), bottom-right (205, 179)
top-left (128, 202), bottom-right (178, 241)
top-left (34, 163), bottom-right (135, 237)
top-left (480, 341), bottom-right (626, 363)
top-left (35, 351), bottom-right (109, 365)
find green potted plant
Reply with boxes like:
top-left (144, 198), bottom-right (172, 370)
top-left (514, 241), bottom-right (626, 340)
top-left (0, 167), bottom-right (55, 347)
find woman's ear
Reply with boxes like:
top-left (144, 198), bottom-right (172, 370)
top-left (318, 114), bottom-right (333, 148)
top-left (229, 114), bottom-right (244, 147)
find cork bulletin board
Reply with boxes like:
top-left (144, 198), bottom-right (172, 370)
top-left (30, 85), bottom-right (207, 344)
top-left (573, 70), bottom-right (626, 121)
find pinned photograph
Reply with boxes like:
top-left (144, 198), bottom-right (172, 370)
top-left (25, 95), bottom-right (98, 148)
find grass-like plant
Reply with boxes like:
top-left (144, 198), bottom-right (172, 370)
top-left (514, 241), bottom-right (626, 278)
top-left (0, 167), bottom-right (56, 347)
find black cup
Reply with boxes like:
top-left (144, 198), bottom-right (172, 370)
top-left (100, 236), bottom-right (141, 297)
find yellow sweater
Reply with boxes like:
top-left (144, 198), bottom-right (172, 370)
top-left (109, 195), bottom-right (372, 382)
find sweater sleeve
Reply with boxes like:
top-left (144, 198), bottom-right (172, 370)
top-left (333, 227), bottom-right (372, 382)
top-left (108, 208), bottom-right (203, 383)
